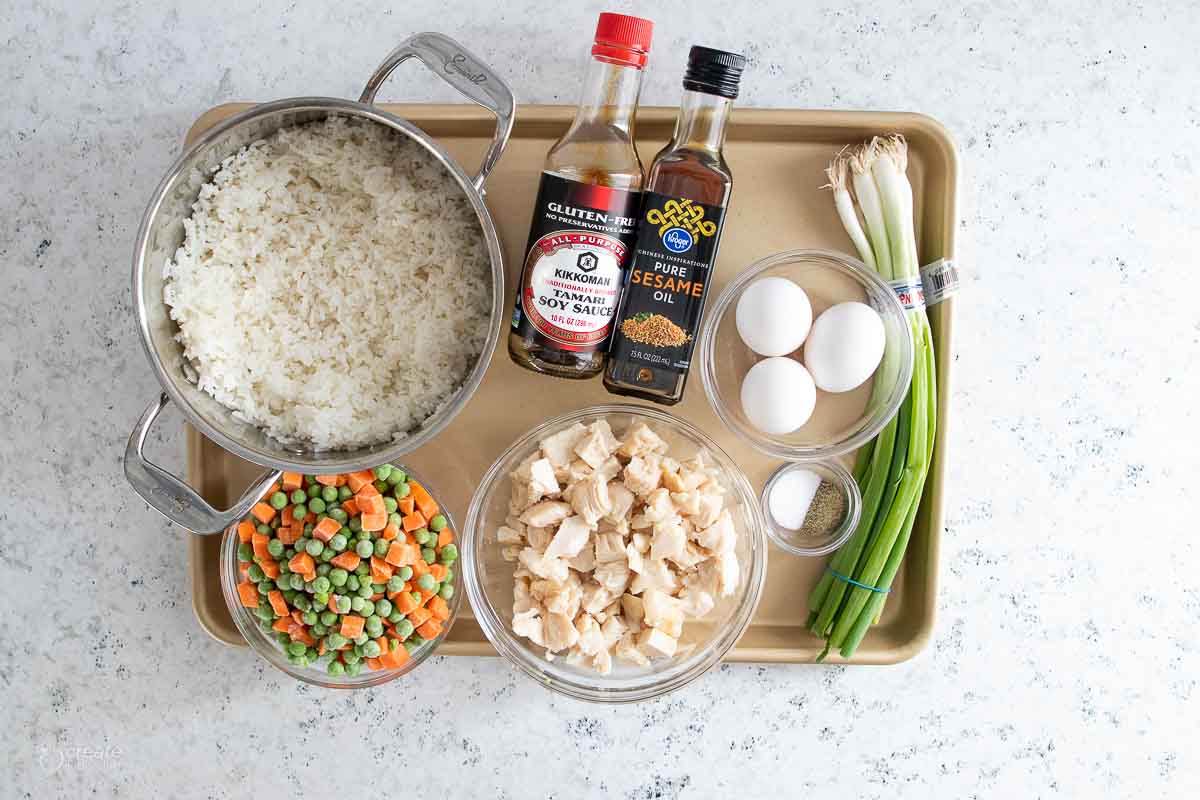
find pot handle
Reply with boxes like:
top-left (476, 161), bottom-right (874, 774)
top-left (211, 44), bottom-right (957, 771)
top-left (359, 32), bottom-right (515, 192)
top-left (124, 393), bottom-right (281, 533)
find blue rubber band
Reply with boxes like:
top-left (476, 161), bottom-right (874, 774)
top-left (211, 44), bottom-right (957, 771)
top-left (826, 567), bottom-right (890, 594)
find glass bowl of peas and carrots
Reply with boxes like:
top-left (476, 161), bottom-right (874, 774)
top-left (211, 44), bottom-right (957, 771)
top-left (220, 464), bottom-right (463, 687)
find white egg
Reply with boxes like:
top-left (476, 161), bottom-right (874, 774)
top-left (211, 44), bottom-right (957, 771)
top-left (735, 277), bottom-right (812, 357)
top-left (740, 357), bottom-right (816, 435)
top-left (804, 301), bottom-right (886, 393)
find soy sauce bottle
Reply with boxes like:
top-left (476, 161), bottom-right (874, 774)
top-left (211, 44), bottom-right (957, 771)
top-left (508, 13), bottom-right (654, 379)
top-left (604, 46), bottom-right (746, 404)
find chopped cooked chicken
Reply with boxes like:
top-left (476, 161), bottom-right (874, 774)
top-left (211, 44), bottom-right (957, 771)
top-left (650, 518), bottom-right (688, 562)
top-left (512, 609), bottom-right (544, 646)
top-left (637, 627), bottom-right (678, 658)
top-left (623, 454), bottom-right (663, 497)
top-left (519, 499), bottom-right (572, 528)
top-left (566, 473), bottom-right (611, 526)
top-left (615, 632), bottom-right (650, 666)
top-left (497, 524), bottom-right (525, 545)
top-left (695, 509), bottom-right (736, 554)
top-left (539, 422), bottom-right (588, 469)
top-left (542, 612), bottom-right (580, 651)
top-left (618, 422), bottom-right (668, 459)
top-left (518, 547), bottom-right (569, 583)
top-left (641, 588), bottom-right (683, 637)
top-left (544, 515), bottom-right (592, 559)
top-left (504, 420), bottom-right (742, 673)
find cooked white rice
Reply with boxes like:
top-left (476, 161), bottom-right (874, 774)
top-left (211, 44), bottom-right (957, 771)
top-left (163, 115), bottom-right (492, 450)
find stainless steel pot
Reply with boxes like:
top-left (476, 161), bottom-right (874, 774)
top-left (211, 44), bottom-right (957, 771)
top-left (125, 33), bottom-right (515, 533)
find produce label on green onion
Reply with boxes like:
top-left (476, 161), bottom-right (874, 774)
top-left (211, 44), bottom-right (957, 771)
top-left (918, 258), bottom-right (961, 307)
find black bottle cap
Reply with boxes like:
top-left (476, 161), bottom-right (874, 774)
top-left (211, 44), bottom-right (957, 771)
top-left (682, 45), bottom-right (747, 99)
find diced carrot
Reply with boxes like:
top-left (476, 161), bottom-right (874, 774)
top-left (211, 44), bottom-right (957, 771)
top-left (318, 640), bottom-right (326, 656)
top-left (281, 472), bottom-right (302, 491)
top-left (356, 482), bottom-right (381, 500)
top-left (365, 657), bottom-right (382, 671)
top-left (411, 558), bottom-right (431, 577)
top-left (370, 556), bottom-right (394, 580)
top-left (328, 595), bottom-right (340, 613)
top-left (288, 552), bottom-right (314, 575)
top-left (376, 644), bottom-right (405, 669)
top-left (409, 481), bottom-right (439, 518)
top-left (272, 617), bottom-right (291, 633)
top-left (260, 560), bottom-right (280, 579)
top-left (291, 609), bottom-right (304, 625)
top-left (383, 542), bottom-right (406, 567)
top-left (335, 474), bottom-right (348, 487)
top-left (428, 595), bottom-right (450, 621)
top-left (394, 592), bottom-right (419, 614)
top-left (382, 522), bottom-right (400, 541)
top-left (416, 619), bottom-right (442, 640)
top-left (236, 582), bottom-right (259, 608)
top-left (374, 636), bottom-right (388, 657)
top-left (304, 512), bottom-right (316, 524)
top-left (250, 503), bottom-right (276, 523)
top-left (281, 505), bottom-right (295, 527)
top-left (370, 592), bottom-right (384, 601)
top-left (236, 520), bottom-right (256, 543)
top-left (313, 517), bottom-right (341, 543)
top-left (429, 563), bottom-right (448, 583)
top-left (331, 552), bottom-right (361, 571)
top-left (289, 624), bottom-right (316, 647)
top-left (361, 511), bottom-right (387, 532)
top-left (238, 562), bottom-right (252, 580)
top-left (277, 524), bottom-right (299, 545)
top-left (340, 615), bottom-right (365, 638)
top-left (267, 590), bottom-right (288, 617)
top-left (315, 474), bottom-right (340, 486)
top-left (251, 533), bottom-right (270, 560)
top-left (437, 528), bottom-right (455, 549)
top-left (398, 496), bottom-right (415, 515)
top-left (418, 588), bottom-right (436, 606)
top-left (346, 470), bottom-right (375, 493)
top-left (359, 493), bottom-right (385, 515)
top-left (401, 512), bottom-right (426, 532)
top-left (341, 497), bottom-right (359, 517)
top-left (407, 607), bottom-right (432, 628)
top-left (266, 481), bottom-right (281, 495)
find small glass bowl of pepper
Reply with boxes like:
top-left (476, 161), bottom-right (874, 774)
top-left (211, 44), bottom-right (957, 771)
top-left (760, 460), bottom-right (861, 557)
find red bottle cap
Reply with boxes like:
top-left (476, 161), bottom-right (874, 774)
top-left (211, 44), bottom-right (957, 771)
top-left (591, 12), bottom-right (653, 69)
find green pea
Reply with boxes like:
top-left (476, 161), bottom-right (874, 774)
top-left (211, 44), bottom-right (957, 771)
top-left (357, 583), bottom-right (374, 599)
top-left (374, 598), bottom-right (393, 617)
top-left (355, 563), bottom-right (370, 578)
top-left (403, 639), bottom-right (421, 654)
top-left (338, 485), bottom-right (352, 501)
top-left (315, 563), bottom-right (331, 577)
top-left (247, 564), bottom-right (265, 582)
top-left (311, 623), bottom-right (328, 638)
top-left (290, 489), bottom-right (307, 505)
top-left (306, 539), bottom-right (324, 557)
top-left (341, 648), bottom-right (360, 665)
top-left (372, 583), bottom-right (387, 594)
top-left (443, 567), bottom-right (454, 583)
top-left (283, 589), bottom-right (297, 604)
top-left (329, 568), bottom-right (349, 587)
top-left (325, 632), bottom-right (346, 649)
top-left (314, 591), bottom-right (329, 607)
top-left (373, 539), bottom-right (389, 558)
top-left (308, 497), bottom-right (326, 514)
top-left (305, 646), bottom-right (318, 661)
top-left (269, 491), bottom-right (288, 510)
top-left (289, 573), bottom-right (305, 591)
top-left (329, 534), bottom-right (348, 552)
top-left (267, 539), bottom-right (284, 558)
top-left (350, 596), bottom-right (365, 613)
top-left (394, 481), bottom-right (410, 499)
top-left (345, 660), bottom-right (363, 677)
top-left (360, 600), bottom-right (376, 617)
top-left (292, 503), bottom-right (307, 519)
top-left (300, 612), bottom-right (316, 626)
top-left (356, 530), bottom-right (371, 542)
top-left (355, 540), bottom-right (374, 559)
top-left (286, 641), bottom-right (307, 657)
top-left (395, 619), bottom-right (414, 638)
top-left (439, 583), bottom-right (454, 600)
top-left (365, 618), bottom-right (383, 638)
top-left (255, 604), bottom-right (275, 622)
top-left (348, 517), bottom-right (362, 533)
top-left (313, 576), bottom-right (331, 594)
top-left (346, 575), bottom-right (360, 592)
top-left (439, 544), bottom-right (458, 563)
top-left (237, 543), bottom-right (253, 562)
top-left (388, 609), bottom-right (404, 624)
top-left (304, 523), bottom-right (314, 535)
top-left (335, 595), bottom-right (352, 614)
top-left (429, 514), bottom-right (447, 532)
top-left (256, 523), bottom-right (271, 535)
top-left (257, 581), bottom-right (272, 596)
top-left (329, 508), bottom-right (348, 525)
top-left (413, 529), bottom-right (431, 545)
top-left (354, 633), bottom-right (369, 647)
top-left (384, 497), bottom-right (398, 514)
top-left (275, 631), bottom-right (291, 646)
top-left (386, 469), bottom-right (404, 486)
top-left (373, 480), bottom-right (388, 493)
top-left (410, 591), bottom-right (422, 604)
top-left (362, 640), bottom-right (381, 658)
top-left (328, 659), bottom-right (345, 676)
top-left (275, 577), bottom-right (290, 592)
top-left (397, 566), bottom-right (414, 581)
top-left (373, 465), bottom-right (392, 481)
top-left (320, 610), bottom-right (338, 626)
top-left (293, 594), bottom-right (311, 612)
top-left (306, 484), bottom-right (322, 500)
top-left (421, 547), bottom-right (437, 564)
top-left (388, 512), bottom-right (403, 529)
top-left (416, 573), bottom-right (436, 592)
top-left (293, 536), bottom-right (308, 553)
top-left (283, 548), bottom-right (296, 560)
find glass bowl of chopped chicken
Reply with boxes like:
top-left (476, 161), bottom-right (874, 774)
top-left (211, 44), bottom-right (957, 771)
top-left (461, 405), bottom-right (768, 703)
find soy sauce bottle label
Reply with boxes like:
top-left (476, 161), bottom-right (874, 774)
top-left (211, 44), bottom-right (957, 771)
top-left (607, 193), bottom-right (725, 382)
top-left (512, 174), bottom-right (641, 351)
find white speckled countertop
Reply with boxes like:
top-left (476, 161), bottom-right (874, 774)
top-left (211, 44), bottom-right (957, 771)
top-left (4, 0), bottom-right (1198, 796)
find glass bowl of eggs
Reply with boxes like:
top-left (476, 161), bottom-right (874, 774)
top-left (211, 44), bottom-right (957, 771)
top-left (698, 249), bottom-right (913, 461)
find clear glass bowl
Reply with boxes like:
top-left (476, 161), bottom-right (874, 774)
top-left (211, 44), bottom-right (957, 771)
top-left (760, 461), bottom-right (862, 557)
top-left (462, 404), bottom-right (768, 703)
top-left (698, 249), bottom-right (914, 461)
top-left (219, 465), bottom-right (463, 688)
